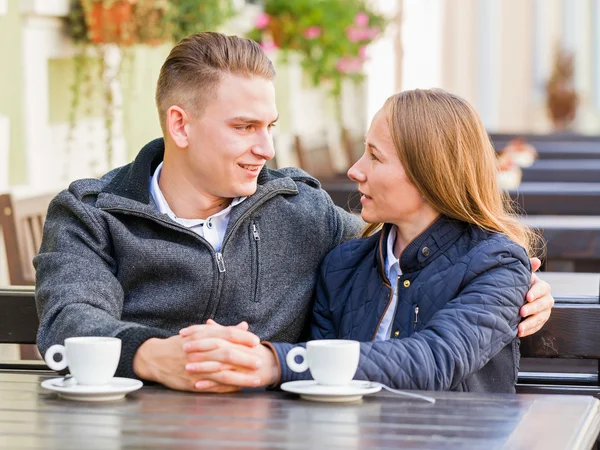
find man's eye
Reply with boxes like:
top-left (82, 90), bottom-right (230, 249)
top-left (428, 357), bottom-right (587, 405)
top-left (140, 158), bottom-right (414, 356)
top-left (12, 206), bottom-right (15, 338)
top-left (268, 123), bottom-right (277, 129)
top-left (236, 125), bottom-right (253, 132)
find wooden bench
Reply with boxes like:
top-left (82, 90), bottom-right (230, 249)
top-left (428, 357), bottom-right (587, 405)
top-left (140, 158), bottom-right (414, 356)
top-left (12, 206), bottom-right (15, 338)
top-left (509, 182), bottom-right (600, 216)
top-left (0, 192), bottom-right (54, 285)
top-left (3, 276), bottom-right (600, 395)
top-left (522, 216), bottom-right (600, 272)
top-left (490, 133), bottom-right (600, 160)
top-left (521, 160), bottom-right (600, 183)
top-left (0, 287), bottom-right (48, 371)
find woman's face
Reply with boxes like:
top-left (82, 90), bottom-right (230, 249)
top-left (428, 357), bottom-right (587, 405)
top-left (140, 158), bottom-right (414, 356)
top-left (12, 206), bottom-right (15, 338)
top-left (347, 108), bottom-right (428, 225)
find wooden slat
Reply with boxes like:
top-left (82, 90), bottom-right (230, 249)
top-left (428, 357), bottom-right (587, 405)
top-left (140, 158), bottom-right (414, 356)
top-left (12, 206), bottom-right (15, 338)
top-left (520, 303), bottom-right (600, 359)
top-left (0, 288), bottom-right (38, 344)
top-left (536, 272), bottom-right (600, 299)
top-left (0, 195), bottom-right (28, 285)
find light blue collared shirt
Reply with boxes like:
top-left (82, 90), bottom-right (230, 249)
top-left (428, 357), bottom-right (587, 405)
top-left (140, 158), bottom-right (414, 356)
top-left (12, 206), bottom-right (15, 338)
top-left (375, 225), bottom-right (402, 341)
top-left (149, 162), bottom-right (246, 252)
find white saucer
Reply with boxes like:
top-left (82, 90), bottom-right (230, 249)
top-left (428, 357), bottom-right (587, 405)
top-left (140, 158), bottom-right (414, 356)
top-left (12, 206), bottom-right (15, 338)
top-left (280, 380), bottom-right (382, 403)
top-left (41, 377), bottom-right (143, 402)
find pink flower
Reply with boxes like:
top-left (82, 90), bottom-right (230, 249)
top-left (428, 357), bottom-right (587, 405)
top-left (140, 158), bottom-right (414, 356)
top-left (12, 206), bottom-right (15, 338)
top-left (260, 41), bottom-right (278, 53)
top-left (355, 12), bottom-right (369, 27)
top-left (366, 27), bottom-right (380, 39)
top-left (303, 26), bottom-right (322, 39)
top-left (359, 45), bottom-right (368, 60)
top-left (255, 12), bottom-right (270, 29)
top-left (346, 26), bottom-right (363, 42)
top-left (335, 57), bottom-right (363, 74)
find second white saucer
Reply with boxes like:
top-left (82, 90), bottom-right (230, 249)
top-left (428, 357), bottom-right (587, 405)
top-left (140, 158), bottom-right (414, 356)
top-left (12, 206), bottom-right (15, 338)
top-left (41, 377), bottom-right (143, 402)
top-left (280, 380), bottom-right (382, 403)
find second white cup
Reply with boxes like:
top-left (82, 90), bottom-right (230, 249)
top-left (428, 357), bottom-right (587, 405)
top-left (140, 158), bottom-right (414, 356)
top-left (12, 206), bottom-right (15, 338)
top-left (44, 337), bottom-right (121, 386)
top-left (286, 339), bottom-right (360, 386)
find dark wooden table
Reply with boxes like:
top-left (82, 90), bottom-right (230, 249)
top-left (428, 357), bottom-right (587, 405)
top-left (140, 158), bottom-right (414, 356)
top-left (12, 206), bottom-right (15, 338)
top-left (1, 373), bottom-right (600, 449)
top-left (522, 160), bottom-right (600, 183)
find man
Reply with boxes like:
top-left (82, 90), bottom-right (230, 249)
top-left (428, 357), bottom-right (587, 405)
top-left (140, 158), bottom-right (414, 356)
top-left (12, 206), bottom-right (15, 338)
top-left (36, 32), bottom-right (553, 393)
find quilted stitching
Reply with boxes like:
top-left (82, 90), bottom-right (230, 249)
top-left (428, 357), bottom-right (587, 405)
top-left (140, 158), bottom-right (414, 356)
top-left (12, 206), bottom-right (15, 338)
top-left (303, 217), bottom-right (532, 393)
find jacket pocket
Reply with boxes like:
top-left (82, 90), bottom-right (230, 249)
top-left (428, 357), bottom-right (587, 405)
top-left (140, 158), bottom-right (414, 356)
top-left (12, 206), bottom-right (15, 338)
top-left (249, 219), bottom-right (261, 302)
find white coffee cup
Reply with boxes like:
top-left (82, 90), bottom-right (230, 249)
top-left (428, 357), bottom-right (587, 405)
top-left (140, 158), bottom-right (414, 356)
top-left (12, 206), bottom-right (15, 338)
top-left (44, 337), bottom-right (121, 386)
top-left (286, 339), bottom-right (360, 386)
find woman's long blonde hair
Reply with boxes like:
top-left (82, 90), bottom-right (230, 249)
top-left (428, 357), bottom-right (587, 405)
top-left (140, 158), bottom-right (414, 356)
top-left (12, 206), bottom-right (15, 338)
top-left (361, 89), bottom-right (540, 257)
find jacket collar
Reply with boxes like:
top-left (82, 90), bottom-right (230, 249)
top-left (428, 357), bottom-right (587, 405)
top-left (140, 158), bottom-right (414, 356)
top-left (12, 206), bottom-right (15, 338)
top-left (99, 138), bottom-right (298, 213)
top-left (375, 215), bottom-right (468, 275)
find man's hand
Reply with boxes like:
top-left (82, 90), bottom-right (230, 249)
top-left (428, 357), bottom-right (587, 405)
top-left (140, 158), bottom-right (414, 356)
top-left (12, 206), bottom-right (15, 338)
top-left (133, 335), bottom-right (206, 391)
top-left (133, 321), bottom-right (258, 392)
top-left (183, 340), bottom-right (280, 391)
top-left (182, 320), bottom-right (280, 391)
top-left (519, 257), bottom-right (554, 338)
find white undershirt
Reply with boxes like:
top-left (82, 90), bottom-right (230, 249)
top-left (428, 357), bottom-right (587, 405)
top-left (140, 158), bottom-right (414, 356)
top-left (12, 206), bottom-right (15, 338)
top-left (149, 162), bottom-right (246, 252)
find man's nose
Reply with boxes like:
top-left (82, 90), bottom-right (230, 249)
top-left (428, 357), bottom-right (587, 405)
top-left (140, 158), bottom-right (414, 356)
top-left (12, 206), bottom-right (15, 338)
top-left (253, 131), bottom-right (275, 161)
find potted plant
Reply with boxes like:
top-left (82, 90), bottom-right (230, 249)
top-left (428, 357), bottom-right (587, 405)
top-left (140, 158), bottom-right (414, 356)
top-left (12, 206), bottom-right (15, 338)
top-left (546, 46), bottom-right (579, 131)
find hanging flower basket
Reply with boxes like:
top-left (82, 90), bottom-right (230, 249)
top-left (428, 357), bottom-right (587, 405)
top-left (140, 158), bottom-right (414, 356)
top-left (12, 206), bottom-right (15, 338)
top-left (85, 0), bottom-right (136, 46)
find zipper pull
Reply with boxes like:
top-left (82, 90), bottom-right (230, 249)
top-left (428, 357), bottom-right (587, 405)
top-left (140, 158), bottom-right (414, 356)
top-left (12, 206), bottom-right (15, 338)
top-left (215, 252), bottom-right (226, 273)
top-left (414, 305), bottom-right (419, 329)
top-left (252, 223), bottom-right (260, 241)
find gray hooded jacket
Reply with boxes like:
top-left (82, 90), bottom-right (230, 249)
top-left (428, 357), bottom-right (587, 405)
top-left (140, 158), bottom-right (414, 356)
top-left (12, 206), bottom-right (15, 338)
top-left (35, 138), bottom-right (362, 378)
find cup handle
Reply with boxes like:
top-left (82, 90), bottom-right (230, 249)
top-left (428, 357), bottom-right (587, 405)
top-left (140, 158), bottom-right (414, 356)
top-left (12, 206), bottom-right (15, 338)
top-left (44, 344), bottom-right (68, 371)
top-left (286, 347), bottom-right (308, 373)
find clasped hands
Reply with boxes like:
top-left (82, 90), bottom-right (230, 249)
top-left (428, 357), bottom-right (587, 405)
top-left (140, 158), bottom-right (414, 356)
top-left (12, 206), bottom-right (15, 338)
top-left (179, 319), bottom-right (279, 393)
top-left (132, 318), bottom-right (279, 393)
top-left (134, 258), bottom-right (553, 393)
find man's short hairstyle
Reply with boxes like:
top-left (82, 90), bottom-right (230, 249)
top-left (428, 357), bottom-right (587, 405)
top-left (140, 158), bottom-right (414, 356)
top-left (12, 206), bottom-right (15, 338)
top-left (155, 32), bottom-right (276, 133)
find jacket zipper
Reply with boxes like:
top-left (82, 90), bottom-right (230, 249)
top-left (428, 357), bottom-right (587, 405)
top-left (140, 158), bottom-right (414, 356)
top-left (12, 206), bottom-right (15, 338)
top-left (101, 188), bottom-right (295, 317)
top-left (413, 305), bottom-right (419, 332)
top-left (215, 252), bottom-right (226, 273)
top-left (251, 221), bottom-right (260, 302)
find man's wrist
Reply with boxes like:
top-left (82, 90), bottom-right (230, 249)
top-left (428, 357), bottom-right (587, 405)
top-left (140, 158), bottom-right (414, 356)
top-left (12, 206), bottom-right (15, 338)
top-left (133, 338), bottom-right (162, 382)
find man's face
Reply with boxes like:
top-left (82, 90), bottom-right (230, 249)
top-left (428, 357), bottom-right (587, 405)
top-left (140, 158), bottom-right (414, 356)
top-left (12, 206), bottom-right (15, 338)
top-left (182, 74), bottom-right (278, 199)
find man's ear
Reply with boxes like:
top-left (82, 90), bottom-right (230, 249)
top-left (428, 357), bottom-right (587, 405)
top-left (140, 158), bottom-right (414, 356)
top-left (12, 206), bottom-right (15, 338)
top-left (166, 105), bottom-right (190, 148)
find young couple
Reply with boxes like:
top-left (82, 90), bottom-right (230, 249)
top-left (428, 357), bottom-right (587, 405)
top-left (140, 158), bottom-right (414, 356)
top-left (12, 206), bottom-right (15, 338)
top-left (36, 32), bottom-right (552, 394)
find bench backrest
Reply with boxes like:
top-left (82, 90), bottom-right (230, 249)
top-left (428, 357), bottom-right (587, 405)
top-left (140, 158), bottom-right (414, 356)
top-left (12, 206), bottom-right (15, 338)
top-left (0, 193), bottom-right (54, 285)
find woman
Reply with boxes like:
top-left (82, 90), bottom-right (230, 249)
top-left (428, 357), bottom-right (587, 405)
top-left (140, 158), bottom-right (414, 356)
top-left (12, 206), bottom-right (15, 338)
top-left (182, 89), bottom-right (538, 393)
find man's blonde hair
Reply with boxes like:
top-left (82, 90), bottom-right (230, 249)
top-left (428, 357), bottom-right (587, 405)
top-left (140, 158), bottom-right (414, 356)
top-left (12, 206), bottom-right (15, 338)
top-left (155, 32), bottom-right (276, 133)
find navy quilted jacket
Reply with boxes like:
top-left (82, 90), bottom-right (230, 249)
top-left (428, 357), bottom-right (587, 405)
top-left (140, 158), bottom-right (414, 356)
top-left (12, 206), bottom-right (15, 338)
top-left (270, 215), bottom-right (531, 393)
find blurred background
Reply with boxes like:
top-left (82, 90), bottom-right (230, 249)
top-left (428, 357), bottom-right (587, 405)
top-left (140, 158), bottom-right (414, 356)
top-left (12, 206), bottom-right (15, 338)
top-left (1, 0), bottom-right (600, 286)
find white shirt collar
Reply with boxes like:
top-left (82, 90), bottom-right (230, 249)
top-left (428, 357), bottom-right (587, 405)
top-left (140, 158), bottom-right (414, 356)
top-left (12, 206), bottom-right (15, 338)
top-left (150, 162), bottom-right (246, 225)
top-left (385, 225), bottom-right (400, 278)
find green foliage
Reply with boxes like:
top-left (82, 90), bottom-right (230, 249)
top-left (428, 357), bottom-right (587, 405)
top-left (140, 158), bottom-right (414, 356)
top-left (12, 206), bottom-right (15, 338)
top-left (63, 0), bottom-right (234, 172)
top-left (248, 0), bottom-right (388, 100)
top-left (167, 0), bottom-right (235, 43)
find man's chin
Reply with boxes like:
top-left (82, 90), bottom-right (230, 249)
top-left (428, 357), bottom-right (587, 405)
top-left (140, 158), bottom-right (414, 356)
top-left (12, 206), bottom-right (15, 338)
top-left (234, 183), bottom-right (259, 198)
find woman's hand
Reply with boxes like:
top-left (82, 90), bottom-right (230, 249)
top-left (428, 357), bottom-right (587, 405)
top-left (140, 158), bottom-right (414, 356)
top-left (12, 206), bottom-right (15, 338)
top-left (180, 320), bottom-right (280, 391)
top-left (519, 257), bottom-right (554, 337)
